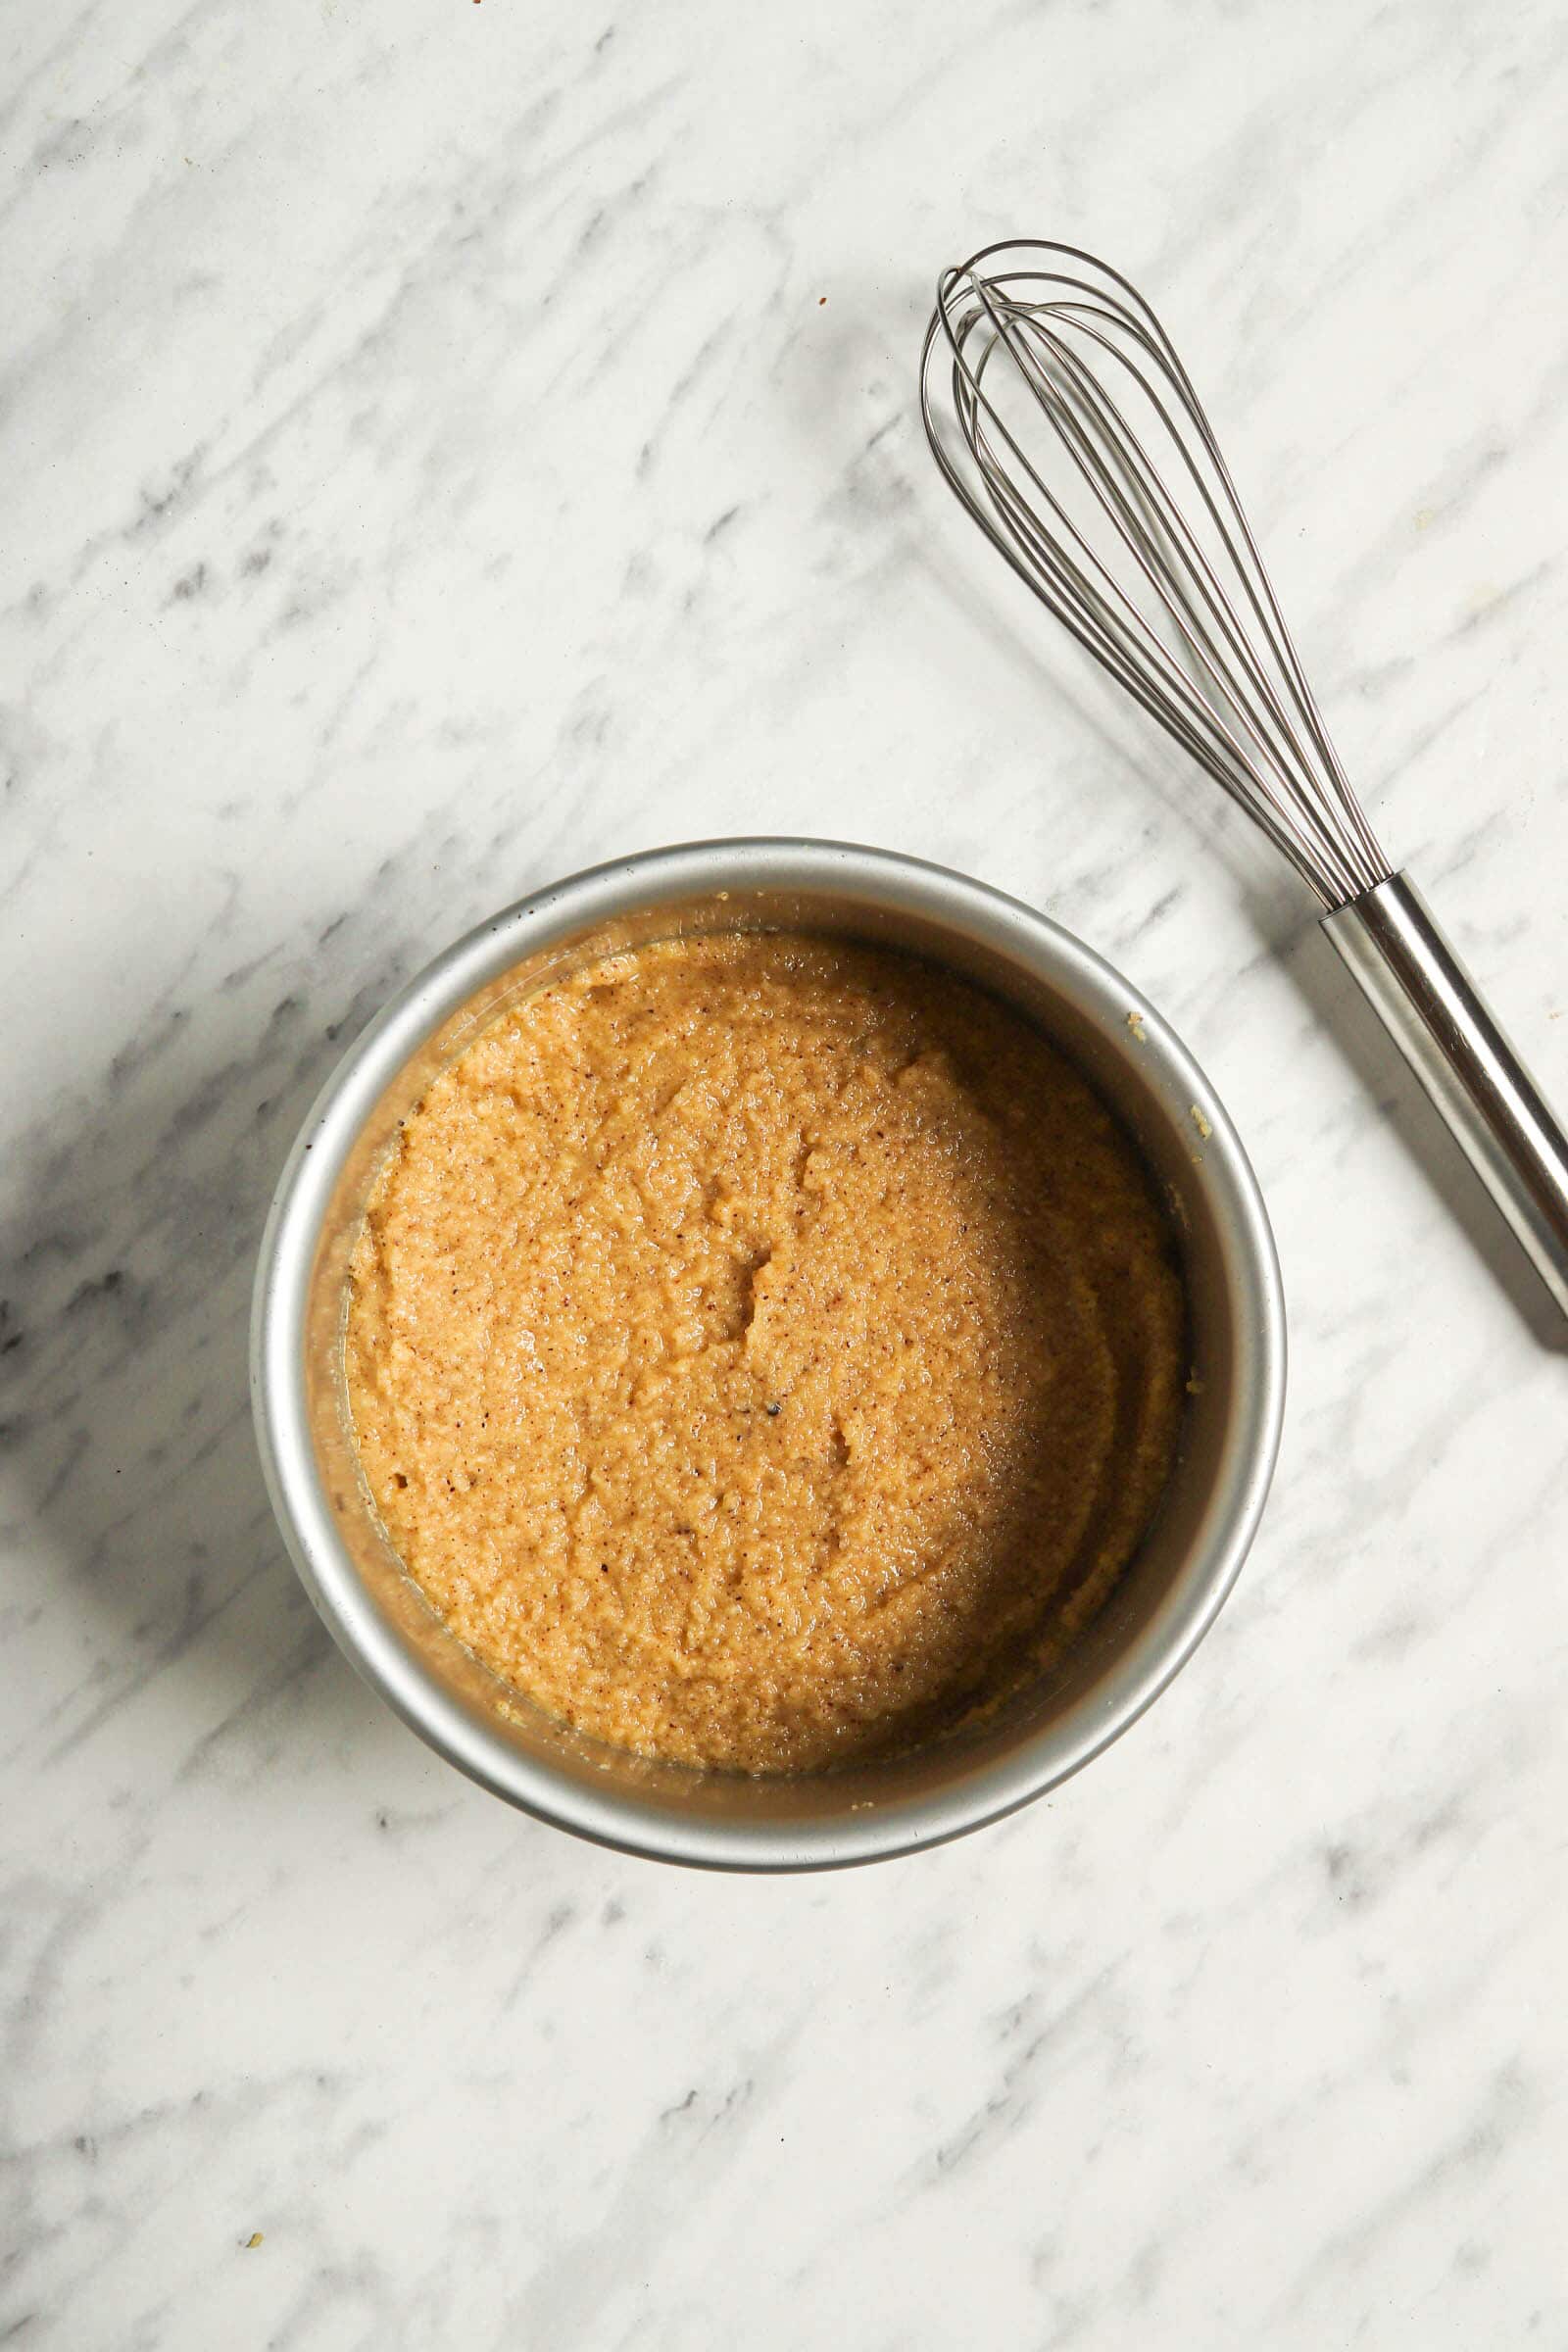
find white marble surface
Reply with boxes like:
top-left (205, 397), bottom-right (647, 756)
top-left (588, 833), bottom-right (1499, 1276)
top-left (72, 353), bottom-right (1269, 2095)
top-left (4, 0), bottom-right (1568, 2341)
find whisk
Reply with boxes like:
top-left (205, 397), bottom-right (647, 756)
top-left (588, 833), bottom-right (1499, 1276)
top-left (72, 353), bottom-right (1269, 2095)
top-left (921, 238), bottom-right (1568, 1319)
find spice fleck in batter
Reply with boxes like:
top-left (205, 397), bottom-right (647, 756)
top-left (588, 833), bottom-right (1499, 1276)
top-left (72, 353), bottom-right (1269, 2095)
top-left (346, 934), bottom-right (1186, 1773)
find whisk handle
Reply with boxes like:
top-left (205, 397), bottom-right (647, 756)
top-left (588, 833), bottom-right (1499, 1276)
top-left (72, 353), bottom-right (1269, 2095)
top-left (1322, 872), bottom-right (1568, 1318)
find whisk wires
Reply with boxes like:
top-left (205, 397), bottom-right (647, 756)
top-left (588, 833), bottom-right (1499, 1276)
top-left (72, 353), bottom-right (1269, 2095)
top-left (921, 240), bottom-right (1391, 909)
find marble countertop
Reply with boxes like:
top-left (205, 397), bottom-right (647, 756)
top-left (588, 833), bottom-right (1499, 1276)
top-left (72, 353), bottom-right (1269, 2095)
top-left (5, 1), bottom-right (1568, 2342)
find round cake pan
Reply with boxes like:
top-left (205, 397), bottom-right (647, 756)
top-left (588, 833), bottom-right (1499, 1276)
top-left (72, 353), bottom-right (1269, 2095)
top-left (252, 838), bottom-right (1286, 1869)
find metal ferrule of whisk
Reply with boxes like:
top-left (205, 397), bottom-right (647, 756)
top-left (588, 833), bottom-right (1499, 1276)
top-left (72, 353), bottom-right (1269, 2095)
top-left (921, 239), bottom-right (1568, 1320)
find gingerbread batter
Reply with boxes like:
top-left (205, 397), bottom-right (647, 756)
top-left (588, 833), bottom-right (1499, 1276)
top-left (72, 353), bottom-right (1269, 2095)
top-left (346, 933), bottom-right (1185, 1773)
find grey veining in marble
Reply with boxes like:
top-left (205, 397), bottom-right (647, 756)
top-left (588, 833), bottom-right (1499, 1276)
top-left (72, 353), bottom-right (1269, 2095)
top-left (3, 0), bottom-right (1567, 2343)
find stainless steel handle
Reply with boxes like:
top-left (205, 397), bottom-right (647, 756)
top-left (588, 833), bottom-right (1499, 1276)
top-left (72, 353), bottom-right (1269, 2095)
top-left (1321, 871), bottom-right (1568, 1318)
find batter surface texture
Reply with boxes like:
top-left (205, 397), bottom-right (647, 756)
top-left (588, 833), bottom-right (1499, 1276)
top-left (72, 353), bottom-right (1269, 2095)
top-left (346, 933), bottom-right (1186, 1773)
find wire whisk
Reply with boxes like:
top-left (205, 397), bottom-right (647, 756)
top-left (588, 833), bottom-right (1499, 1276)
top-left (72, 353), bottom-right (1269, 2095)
top-left (921, 238), bottom-right (1568, 1319)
